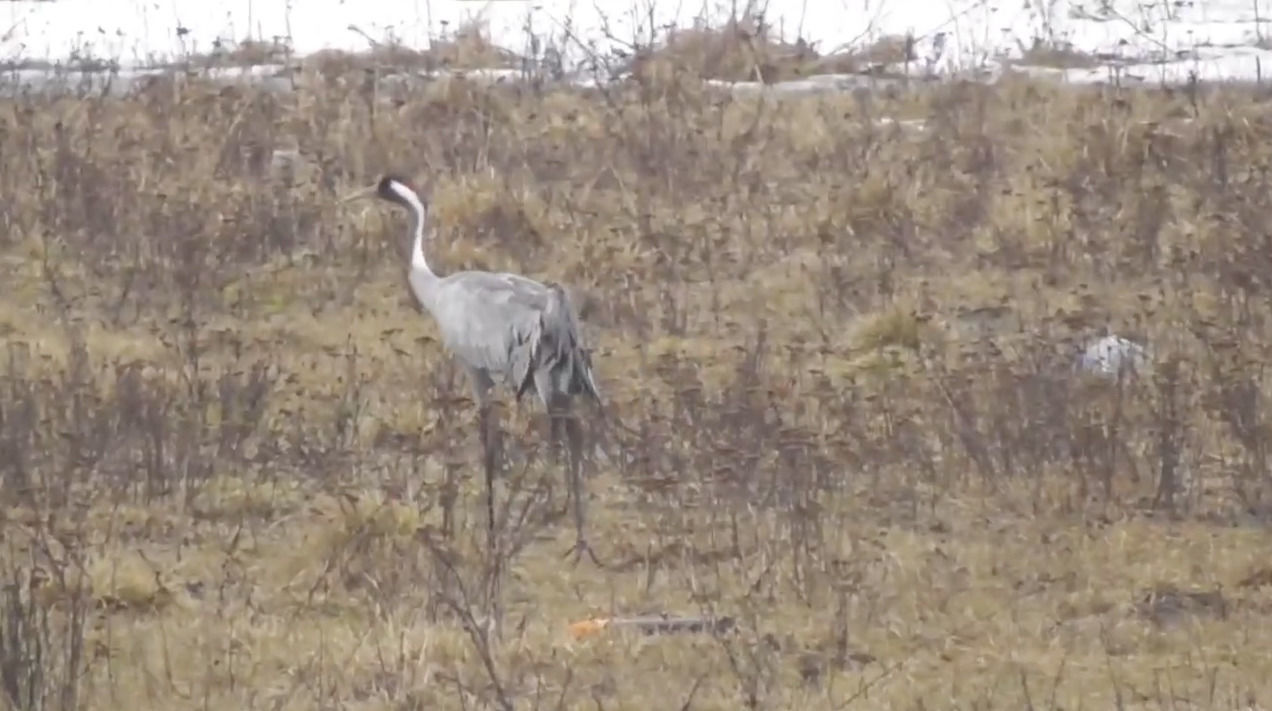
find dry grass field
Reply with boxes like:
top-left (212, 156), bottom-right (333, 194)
top-left (6, 22), bottom-right (1272, 710)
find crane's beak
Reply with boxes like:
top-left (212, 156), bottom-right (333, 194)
top-left (338, 184), bottom-right (377, 204)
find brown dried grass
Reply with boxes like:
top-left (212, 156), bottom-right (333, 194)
top-left (2, 32), bottom-right (1272, 710)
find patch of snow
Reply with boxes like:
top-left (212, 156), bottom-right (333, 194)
top-left (1076, 335), bottom-right (1152, 379)
top-left (2, 0), bottom-right (1272, 86)
top-left (1054, 45), bottom-right (1272, 84)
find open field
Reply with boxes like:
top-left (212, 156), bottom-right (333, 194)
top-left (6, 31), bottom-right (1272, 709)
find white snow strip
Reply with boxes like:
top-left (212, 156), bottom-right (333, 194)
top-left (3, 0), bottom-right (1272, 85)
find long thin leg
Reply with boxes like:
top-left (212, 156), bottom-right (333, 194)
top-left (547, 412), bottom-right (564, 467)
top-left (548, 413), bottom-right (567, 517)
top-left (560, 406), bottom-right (601, 567)
top-left (476, 400), bottom-right (506, 642)
top-left (478, 403), bottom-right (492, 546)
top-left (533, 379), bottom-right (566, 518)
top-left (468, 371), bottom-right (498, 552)
top-left (533, 373), bottom-right (600, 566)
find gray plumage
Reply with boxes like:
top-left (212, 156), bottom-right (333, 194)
top-left (343, 174), bottom-right (602, 563)
top-left (423, 270), bottom-right (602, 413)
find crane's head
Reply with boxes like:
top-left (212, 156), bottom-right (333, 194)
top-left (339, 174), bottom-right (424, 211)
top-left (376, 175), bottom-right (418, 206)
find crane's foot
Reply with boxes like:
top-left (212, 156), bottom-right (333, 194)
top-left (561, 537), bottom-right (603, 568)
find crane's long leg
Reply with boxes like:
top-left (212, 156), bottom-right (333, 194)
top-left (477, 399), bottom-right (506, 641)
top-left (557, 404), bottom-right (601, 567)
top-left (564, 412), bottom-right (600, 565)
top-left (478, 403), bottom-right (492, 543)
top-left (547, 412), bottom-right (564, 469)
top-left (533, 374), bottom-right (600, 566)
top-left (535, 387), bottom-right (566, 518)
top-left (470, 372), bottom-right (498, 554)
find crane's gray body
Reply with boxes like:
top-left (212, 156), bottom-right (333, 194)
top-left (409, 268), bottom-right (602, 412)
top-left (356, 174), bottom-right (602, 415)
top-left (346, 174), bottom-right (603, 563)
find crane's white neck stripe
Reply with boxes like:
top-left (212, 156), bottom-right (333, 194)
top-left (388, 180), bottom-right (423, 212)
top-left (387, 179), bottom-right (433, 276)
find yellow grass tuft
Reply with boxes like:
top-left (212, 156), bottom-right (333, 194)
top-left (87, 551), bottom-right (175, 612)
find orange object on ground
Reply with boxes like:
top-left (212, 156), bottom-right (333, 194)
top-left (567, 615), bottom-right (735, 640)
top-left (567, 617), bottom-right (612, 640)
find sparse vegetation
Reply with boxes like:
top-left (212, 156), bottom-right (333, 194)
top-left (621, 13), bottom-right (869, 84)
top-left (1013, 38), bottom-right (1105, 69)
top-left (6, 11), bottom-right (1272, 710)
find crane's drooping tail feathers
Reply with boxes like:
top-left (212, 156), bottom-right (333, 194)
top-left (515, 283), bottom-right (602, 408)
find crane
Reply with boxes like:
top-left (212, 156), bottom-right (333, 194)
top-left (340, 174), bottom-right (604, 564)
